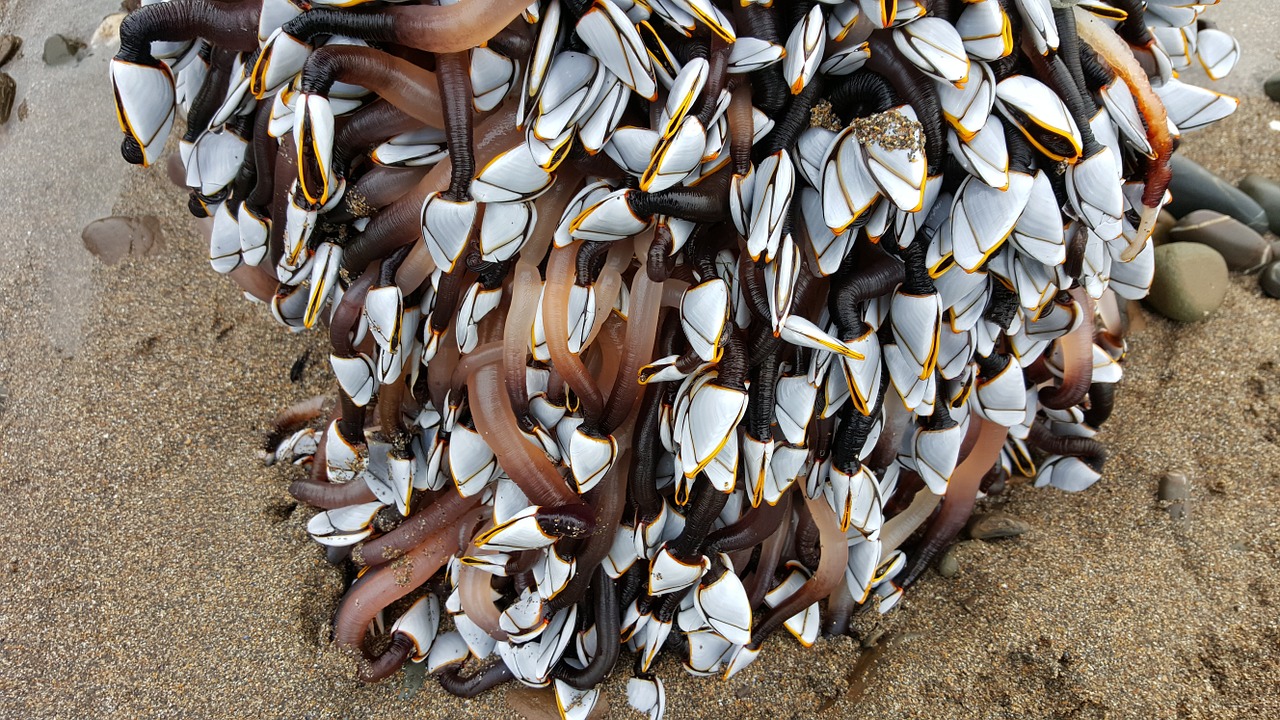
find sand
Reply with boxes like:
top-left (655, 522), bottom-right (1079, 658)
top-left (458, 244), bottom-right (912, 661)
top-left (0, 1), bottom-right (1278, 719)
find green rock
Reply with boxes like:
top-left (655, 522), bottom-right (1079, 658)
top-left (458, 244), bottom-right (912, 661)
top-left (1238, 175), bottom-right (1280, 235)
top-left (1148, 243), bottom-right (1229, 322)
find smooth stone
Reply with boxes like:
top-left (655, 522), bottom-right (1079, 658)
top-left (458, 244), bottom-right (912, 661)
top-left (1238, 175), bottom-right (1280, 235)
top-left (1267, 71), bottom-right (1280, 102)
top-left (1166, 210), bottom-right (1272, 271)
top-left (968, 512), bottom-right (1030, 541)
top-left (0, 73), bottom-right (13, 125)
top-left (1159, 472), bottom-right (1190, 521)
top-left (1261, 262), bottom-right (1280, 300)
top-left (0, 34), bottom-right (21, 69)
top-left (1148, 243), bottom-right (1229, 322)
top-left (91, 13), bottom-right (126, 50)
top-left (1167, 155), bottom-right (1270, 234)
top-left (42, 34), bottom-right (82, 65)
top-left (1151, 210), bottom-right (1177, 246)
top-left (81, 216), bottom-right (165, 264)
top-left (1158, 472), bottom-right (1190, 501)
top-left (937, 547), bottom-right (960, 578)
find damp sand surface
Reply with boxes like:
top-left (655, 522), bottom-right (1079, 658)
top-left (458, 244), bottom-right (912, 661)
top-left (1, 1), bottom-right (1279, 718)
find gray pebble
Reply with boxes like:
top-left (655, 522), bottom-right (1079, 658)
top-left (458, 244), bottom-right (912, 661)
top-left (1148, 243), bottom-right (1229, 322)
top-left (41, 34), bottom-right (82, 66)
top-left (1167, 210), bottom-right (1272, 271)
top-left (1238, 175), bottom-right (1280, 235)
top-left (1167, 155), bottom-right (1270, 234)
top-left (1261, 262), bottom-right (1280, 300)
top-left (1267, 70), bottom-right (1280, 103)
top-left (1158, 472), bottom-right (1190, 501)
top-left (1159, 472), bottom-right (1190, 521)
top-left (968, 512), bottom-right (1030, 541)
top-left (937, 547), bottom-right (960, 578)
top-left (0, 34), bottom-right (21, 69)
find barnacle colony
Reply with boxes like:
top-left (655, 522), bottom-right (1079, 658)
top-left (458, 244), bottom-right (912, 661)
top-left (110, 0), bottom-right (1240, 717)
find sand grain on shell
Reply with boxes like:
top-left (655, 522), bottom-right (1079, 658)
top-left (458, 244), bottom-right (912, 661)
top-left (1, 0), bottom-right (1279, 718)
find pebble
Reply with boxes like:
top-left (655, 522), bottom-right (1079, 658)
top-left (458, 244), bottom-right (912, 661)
top-left (1261, 262), bottom-right (1280, 299)
top-left (1167, 155), bottom-right (1270, 234)
top-left (1166, 210), bottom-right (1272, 271)
top-left (81, 216), bottom-right (166, 265)
top-left (1237, 175), bottom-right (1280, 235)
top-left (968, 512), bottom-right (1030, 541)
top-left (1267, 70), bottom-right (1280, 102)
top-left (0, 34), bottom-right (21, 69)
top-left (1148, 242), bottom-right (1229, 322)
top-left (1151, 210), bottom-right (1177, 246)
top-left (937, 547), bottom-right (960, 578)
top-left (0, 73), bottom-right (13, 125)
top-left (1159, 472), bottom-right (1190, 521)
top-left (42, 34), bottom-right (83, 65)
top-left (91, 13), bottom-right (127, 50)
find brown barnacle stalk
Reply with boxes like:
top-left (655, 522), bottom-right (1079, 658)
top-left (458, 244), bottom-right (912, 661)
top-left (332, 496), bottom-right (478, 681)
top-left (279, 0), bottom-right (533, 56)
top-left (898, 418), bottom-right (1010, 587)
top-left (300, 47), bottom-right (445, 129)
top-left (1040, 288), bottom-right (1096, 411)
top-left (1074, 7), bottom-right (1173, 259)
top-left (1028, 422), bottom-right (1108, 473)
top-left (746, 493), bottom-right (847, 650)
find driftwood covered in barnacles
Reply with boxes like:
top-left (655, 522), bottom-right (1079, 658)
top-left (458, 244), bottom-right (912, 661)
top-left (109, 0), bottom-right (1240, 717)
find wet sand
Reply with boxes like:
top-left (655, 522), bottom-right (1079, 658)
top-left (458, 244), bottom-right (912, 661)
top-left (0, 1), bottom-right (1278, 719)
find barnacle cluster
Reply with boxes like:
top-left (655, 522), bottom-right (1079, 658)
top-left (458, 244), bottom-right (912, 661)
top-left (110, 0), bottom-right (1239, 717)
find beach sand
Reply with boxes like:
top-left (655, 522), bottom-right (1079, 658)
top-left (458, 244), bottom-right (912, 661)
top-left (0, 1), bottom-right (1277, 718)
